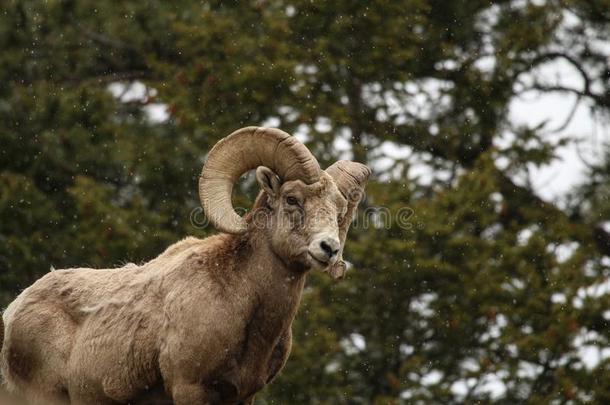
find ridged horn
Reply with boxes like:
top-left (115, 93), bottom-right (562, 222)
top-left (326, 160), bottom-right (371, 202)
top-left (200, 126), bottom-right (321, 234)
top-left (325, 160), bottom-right (371, 279)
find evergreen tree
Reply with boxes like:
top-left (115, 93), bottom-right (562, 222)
top-left (1, 1), bottom-right (609, 403)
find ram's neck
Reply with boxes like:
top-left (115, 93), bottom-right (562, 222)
top-left (240, 229), bottom-right (306, 305)
top-left (219, 230), bottom-right (303, 337)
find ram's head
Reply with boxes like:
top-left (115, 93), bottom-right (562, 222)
top-left (199, 127), bottom-right (370, 279)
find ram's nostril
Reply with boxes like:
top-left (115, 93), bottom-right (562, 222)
top-left (320, 241), bottom-right (333, 257)
top-left (320, 240), bottom-right (339, 258)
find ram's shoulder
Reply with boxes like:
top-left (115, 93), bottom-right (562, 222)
top-left (157, 237), bottom-right (206, 258)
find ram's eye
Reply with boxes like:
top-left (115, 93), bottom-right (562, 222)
top-left (286, 196), bottom-right (299, 206)
top-left (337, 212), bottom-right (346, 225)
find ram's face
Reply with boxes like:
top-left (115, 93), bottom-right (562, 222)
top-left (256, 169), bottom-right (347, 272)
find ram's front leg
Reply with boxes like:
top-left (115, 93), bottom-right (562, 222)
top-left (171, 382), bottom-right (213, 405)
top-left (239, 395), bottom-right (255, 405)
top-left (265, 327), bottom-right (293, 384)
top-left (160, 346), bottom-right (218, 405)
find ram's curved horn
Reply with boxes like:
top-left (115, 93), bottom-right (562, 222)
top-left (326, 160), bottom-right (371, 202)
top-left (325, 160), bottom-right (371, 279)
top-left (200, 126), bottom-right (321, 234)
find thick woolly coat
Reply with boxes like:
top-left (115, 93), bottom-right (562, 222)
top-left (1, 196), bottom-right (304, 404)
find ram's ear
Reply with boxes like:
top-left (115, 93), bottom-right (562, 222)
top-left (256, 166), bottom-right (282, 198)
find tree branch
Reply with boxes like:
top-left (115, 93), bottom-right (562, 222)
top-left (495, 169), bottom-right (610, 258)
top-left (75, 24), bottom-right (140, 52)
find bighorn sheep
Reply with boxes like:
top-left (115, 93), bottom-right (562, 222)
top-left (0, 127), bottom-right (370, 404)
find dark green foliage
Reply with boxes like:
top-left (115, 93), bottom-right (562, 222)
top-left (1, 0), bottom-right (609, 403)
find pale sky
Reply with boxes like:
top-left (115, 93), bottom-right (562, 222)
top-left (509, 59), bottom-right (608, 202)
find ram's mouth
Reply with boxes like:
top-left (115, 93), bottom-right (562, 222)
top-left (308, 252), bottom-right (329, 267)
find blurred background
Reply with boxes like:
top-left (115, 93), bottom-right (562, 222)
top-left (1, 0), bottom-right (610, 403)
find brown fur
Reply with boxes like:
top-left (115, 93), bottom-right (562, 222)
top-left (0, 170), bottom-right (364, 405)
